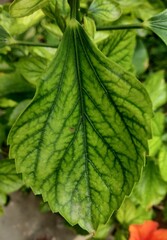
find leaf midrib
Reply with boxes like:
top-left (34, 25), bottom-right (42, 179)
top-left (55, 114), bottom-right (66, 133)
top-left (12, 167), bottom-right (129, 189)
top-left (73, 27), bottom-right (92, 210)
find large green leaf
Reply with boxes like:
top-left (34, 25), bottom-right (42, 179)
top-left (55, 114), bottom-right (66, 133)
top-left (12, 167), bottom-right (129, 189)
top-left (10, 0), bottom-right (48, 17)
top-left (8, 19), bottom-right (152, 232)
top-left (97, 30), bottom-right (136, 71)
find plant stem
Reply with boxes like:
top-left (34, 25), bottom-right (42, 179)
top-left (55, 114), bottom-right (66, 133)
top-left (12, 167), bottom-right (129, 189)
top-left (9, 40), bottom-right (58, 48)
top-left (68, 0), bottom-right (80, 20)
top-left (97, 23), bottom-right (144, 31)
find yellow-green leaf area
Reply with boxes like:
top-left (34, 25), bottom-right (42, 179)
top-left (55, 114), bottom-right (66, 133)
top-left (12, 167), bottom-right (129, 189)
top-left (88, 0), bottom-right (121, 23)
top-left (8, 19), bottom-right (152, 232)
top-left (10, 0), bottom-right (48, 17)
top-left (97, 30), bottom-right (136, 71)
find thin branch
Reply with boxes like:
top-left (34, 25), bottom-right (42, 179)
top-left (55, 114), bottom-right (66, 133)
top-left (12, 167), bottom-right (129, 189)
top-left (97, 23), bottom-right (144, 31)
top-left (9, 40), bottom-right (58, 48)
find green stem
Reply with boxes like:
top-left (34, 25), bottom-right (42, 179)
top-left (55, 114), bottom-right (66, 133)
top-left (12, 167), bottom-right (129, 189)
top-left (9, 40), bottom-right (58, 48)
top-left (68, 0), bottom-right (80, 20)
top-left (97, 23), bottom-right (144, 31)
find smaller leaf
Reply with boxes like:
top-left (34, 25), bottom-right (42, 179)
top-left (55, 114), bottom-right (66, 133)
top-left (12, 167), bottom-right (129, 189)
top-left (144, 9), bottom-right (167, 45)
top-left (133, 39), bottom-right (149, 75)
top-left (10, 0), bottom-right (48, 18)
top-left (0, 26), bottom-right (12, 48)
top-left (42, 0), bottom-right (70, 20)
top-left (0, 191), bottom-right (7, 205)
top-left (131, 160), bottom-right (167, 209)
top-left (134, 0), bottom-right (165, 21)
top-left (83, 16), bottom-right (96, 39)
top-left (41, 20), bottom-right (63, 39)
top-left (98, 29), bottom-right (136, 71)
top-left (0, 159), bottom-right (23, 195)
top-left (148, 112), bottom-right (165, 156)
top-left (159, 146), bottom-right (167, 182)
top-left (94, 221), bottom-right (112, 239)
top-left (16, 56), bottom-right (48, 86)
top-left (9, 100), bottom-right (31, 126)
top-left (0, 98), bottom-right (17, 108)
top-left (117, 198), bottom-right (152, 225)
top-left (144, 70), bottom-right (167, 110)
top-left (88, 0), bottom-right (121, 23)
top-left (0, 71), bottom-right (34, 97)
top-left (0, 6), bottom-right (44, 36)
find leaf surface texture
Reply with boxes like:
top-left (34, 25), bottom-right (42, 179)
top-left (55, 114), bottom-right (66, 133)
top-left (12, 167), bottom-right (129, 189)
top-left (8, 19), bottom-right (152, 232)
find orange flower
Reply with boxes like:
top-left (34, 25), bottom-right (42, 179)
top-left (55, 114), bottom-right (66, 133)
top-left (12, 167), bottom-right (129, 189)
top-left (129, 220), bottom-right (167, 240)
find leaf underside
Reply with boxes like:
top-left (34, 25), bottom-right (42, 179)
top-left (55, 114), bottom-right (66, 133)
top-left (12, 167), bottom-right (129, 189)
top-left (8, 19), bottom-right (152, 232)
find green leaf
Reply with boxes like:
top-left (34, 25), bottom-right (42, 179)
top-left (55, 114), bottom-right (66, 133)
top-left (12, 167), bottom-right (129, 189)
top-left (0, 26), bottom-right (11, 48)
top-left (144, 70), bottom-right (167, 110)
top-left (17, 56), bottom-right (48, 86)
top-left (133, 39), bottom-right (149, 75)
top-left (41, 20), bottom-right (63, 39)
top-left (8, 19), bottom-right (152, 232)
top-left (83, 16), bottom-right (96, 39)
top-left (116, 197), bottom-right (152, 224)
top-left (42, 0), bottom-right (70, 20)
top-left (10, 0), bottom-right (48, 18)
top-left (0, 191), bottom-right (7, 205)
top-left (9, 99), bottom-right (31, 126)
top-left (0, 6), bottom-right (44, 36)
top-left (97, 30), bottom-right (136, 71)
top-left (0, 71), bottom-right (34, 97)
top-left (134, 0), bottom-right (165, 20)
top-left (144, 9), bottom-right (167, 45)
top-left (159, 146), bottom-right (167, 182)
top-left (131, 160), bottom-right (167, 209)
top-left (93, 221), bottom-right (112, 239)
top-left (0, 98), bottom-right (17, 108)
top-left (0, 159), bottom-right (23, 196)
top-left (88, 0), bottom-right (121, 23)
top-left (148, 112), bottom-right (165, 156)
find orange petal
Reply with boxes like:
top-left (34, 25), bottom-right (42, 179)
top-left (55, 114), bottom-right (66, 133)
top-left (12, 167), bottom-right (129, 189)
top-left (152, 229), bottom-right (167, 240)
top-left (129, 221), bottom-right (159, 240)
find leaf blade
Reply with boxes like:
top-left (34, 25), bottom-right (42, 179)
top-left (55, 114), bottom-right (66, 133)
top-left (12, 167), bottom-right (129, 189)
top-left (97, 29), bottom-right (136, 71)
top-left (88, 0), bottom-right (121, 23)
top-left (144, 9), bottom-right (167, 45)
top-left (10, 0), bottom-right (48, 17)
top-left (8, 19), bottom-right (152, 232)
